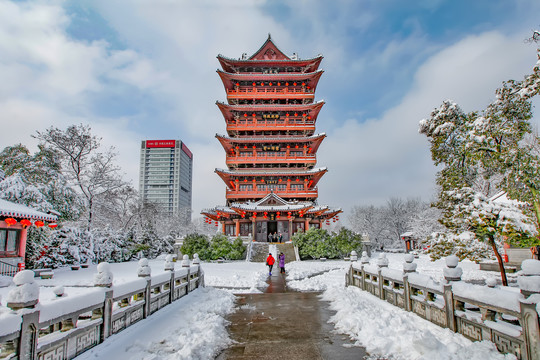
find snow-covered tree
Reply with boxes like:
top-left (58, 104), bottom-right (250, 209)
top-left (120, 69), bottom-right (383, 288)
top-left (34, 125), bottom-right (128, 230)
top-left (419, 32), bottom-right (540, 284)
top-left (0, 144), bottom-right (81, 221)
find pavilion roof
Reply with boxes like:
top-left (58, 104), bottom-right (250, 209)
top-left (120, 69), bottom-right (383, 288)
top-left (0, 198), bottom-right (58, 222)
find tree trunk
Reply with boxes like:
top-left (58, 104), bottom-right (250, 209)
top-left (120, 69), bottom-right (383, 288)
top-left (489, 238), bottom-right (508, 286)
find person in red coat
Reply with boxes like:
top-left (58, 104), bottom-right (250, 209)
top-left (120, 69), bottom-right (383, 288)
top-left (266, 253), bottom-right (275, 275)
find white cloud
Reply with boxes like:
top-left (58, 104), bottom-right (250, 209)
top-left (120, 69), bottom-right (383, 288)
top-left (318, 31), bottom-right (539, 217)
top-left (2, 0), bottom-right (539, 224)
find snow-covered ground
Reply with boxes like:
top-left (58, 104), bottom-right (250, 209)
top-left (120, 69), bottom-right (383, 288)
top-left (0, 253), bottom-right (522, 359)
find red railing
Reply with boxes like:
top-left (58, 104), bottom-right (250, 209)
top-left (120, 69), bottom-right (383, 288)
top-left (226, 88), bottom-right (314, 100)
top-left (226, 154), bottom-right (316, 165)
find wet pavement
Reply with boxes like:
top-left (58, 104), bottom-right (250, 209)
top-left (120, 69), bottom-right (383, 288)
top-left (216, 273), bottom-right (367, 359)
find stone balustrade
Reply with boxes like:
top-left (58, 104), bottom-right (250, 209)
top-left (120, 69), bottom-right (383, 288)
top-left (0, 256), bottom-right (203, 360)
top-left (345, 255), bottom-right (540, 360)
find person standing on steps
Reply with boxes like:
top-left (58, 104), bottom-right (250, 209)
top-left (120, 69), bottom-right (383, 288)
top-left (278, 233), bottom-right (283, 243)
top-left (266, 253), bottom-right (275, 275)
top-left (279, 252), bottom-right (285, 273)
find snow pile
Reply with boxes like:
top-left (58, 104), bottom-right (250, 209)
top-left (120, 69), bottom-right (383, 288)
top-left (203, 262), bottom-right (268, 292)
top-left (76, 287), bottom-right (235, 360)
top-left (322, 286), bottom-right (515, 360)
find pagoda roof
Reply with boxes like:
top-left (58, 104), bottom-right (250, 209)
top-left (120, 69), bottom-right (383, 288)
top-left (215, 167), bottom-right (327, 189)
top-left (217, 35), bottom-right (323, 73)
top-left (216, 133), bottom-right (325, 152)
top-left (216, 101), bottom-right (325, 121)
top-left (201, 193), bottom-right (342, 220)
top-left (217, 69), bottom-right (324, 90)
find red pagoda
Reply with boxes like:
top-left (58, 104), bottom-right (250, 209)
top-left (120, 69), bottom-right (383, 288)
top-left (202, 35), bottom-right (341, 242)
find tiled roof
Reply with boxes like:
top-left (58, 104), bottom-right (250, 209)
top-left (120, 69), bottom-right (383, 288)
top-left (0, 198), bottom-right (58, 222)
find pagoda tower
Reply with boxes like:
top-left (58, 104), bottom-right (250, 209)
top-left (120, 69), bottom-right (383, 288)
top-left (202, 35), bottom-right (341, 242)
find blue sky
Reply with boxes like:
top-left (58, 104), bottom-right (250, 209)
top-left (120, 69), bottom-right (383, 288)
top-left (1, 0), bottom-right (539, 220)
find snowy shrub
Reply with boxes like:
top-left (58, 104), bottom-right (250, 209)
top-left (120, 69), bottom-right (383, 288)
top-left (180, 233), bottom-right (210, 260)
top-left (208, 235), bottom-right (246, 260)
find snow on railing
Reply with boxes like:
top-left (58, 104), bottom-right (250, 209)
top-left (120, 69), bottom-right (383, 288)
top-left (0, 256), bottom-right (203, 360)
top-left (346, 255), bottom-right (540, 360)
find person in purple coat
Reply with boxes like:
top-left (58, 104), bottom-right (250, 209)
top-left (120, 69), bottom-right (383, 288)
top-left (278, 252), bottom-right (285, 274)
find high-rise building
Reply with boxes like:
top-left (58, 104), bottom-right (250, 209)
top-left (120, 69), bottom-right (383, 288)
top-left (202, 35), bottom-right (341, 241)
top-left (139, 140), bottom-right (193, 219)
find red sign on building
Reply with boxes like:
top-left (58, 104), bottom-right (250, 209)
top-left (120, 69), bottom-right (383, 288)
top-left (181, 142), bottom-right (193, 159)
top-left (146, 140), bottom-right (176, 148)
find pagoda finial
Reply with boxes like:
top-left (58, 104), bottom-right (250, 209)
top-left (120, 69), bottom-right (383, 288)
top-left (268, 33), bottom-right (272, 40)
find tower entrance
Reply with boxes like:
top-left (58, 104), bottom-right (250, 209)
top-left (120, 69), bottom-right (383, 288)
top-left (267, 221), bottom-right (277, 240)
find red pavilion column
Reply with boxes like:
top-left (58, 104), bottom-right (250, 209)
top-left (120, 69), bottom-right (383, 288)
top-left (235, 219), bottom-right (240, 237)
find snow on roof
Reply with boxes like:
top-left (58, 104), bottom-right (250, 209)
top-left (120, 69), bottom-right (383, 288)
top-left (0, 198), bottom-right (58, 222)
top-left (216, 167), bottom-right (327, 176)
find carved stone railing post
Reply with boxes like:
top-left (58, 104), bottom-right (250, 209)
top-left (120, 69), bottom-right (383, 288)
top-left (102, 290), bottom-right (114, 340)
top-left (443, 283), bottom-right (456, 332)
top-left (518, 259), bottom-right (540, 360)
top-left (377, 253), bottom-right (388, 300)
top-left (360, 251), bottom-right (369, 290)
top-left (165, 255), bottom-right (175, 303)
top-left (19, 311), bottom-right (39, 360)
top-left (182, 255), bottom-right (191, 292)
top-left (137, 259), bottom-right (151, 318)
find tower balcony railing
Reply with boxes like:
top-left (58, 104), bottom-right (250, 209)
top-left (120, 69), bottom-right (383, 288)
top-left (226, 88), bottom-right (314, 100)
top-left (226, 154), bottom-right (316, 165)
top-left (225, 188), bottom-right (318, 200)
top-left (227, 118), bottom-right (315, 131)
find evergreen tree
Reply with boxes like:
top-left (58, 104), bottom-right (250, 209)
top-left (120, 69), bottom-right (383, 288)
top-left (419, 34), bottom-right (540, 284)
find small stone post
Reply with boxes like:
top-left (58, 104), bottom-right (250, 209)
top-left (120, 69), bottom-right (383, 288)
top-left (137, 258), bottom-right (151, 278)
top-left (7, 270), bottom-right (39, 310)
top-left (350, 251), bottom-right (358, 262)
top-left (94, 262), bottom-right (113, 287)
top-left (518, 259), bottom-right (540, 360)
top-left (164, 255), bottom-right (174, 272)
top-left (443, 255), bottom-right (462, 283)
top-left (403, 254), bottom-right (417, 273)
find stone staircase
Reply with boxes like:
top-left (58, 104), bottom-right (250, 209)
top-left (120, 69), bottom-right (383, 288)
top-left (276, 243), bottom-right (297, 264)
top-left (248, 242), bottom-right (297, 263)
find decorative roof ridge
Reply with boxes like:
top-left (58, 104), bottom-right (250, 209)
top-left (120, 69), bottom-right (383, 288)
top-left (216, 54), bottom-right (323, 62)
top-left (216, 68), bottom-right (324, 76)
top-left (215, 100), bottom-right (325, 106)
top-left (215, 167), bottom-right (327, 174)
top-left (215, 133), bottom-right (326, 140)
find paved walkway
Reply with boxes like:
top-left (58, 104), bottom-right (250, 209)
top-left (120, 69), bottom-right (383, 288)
top-left (216, 272), bottom-right (367, 359)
